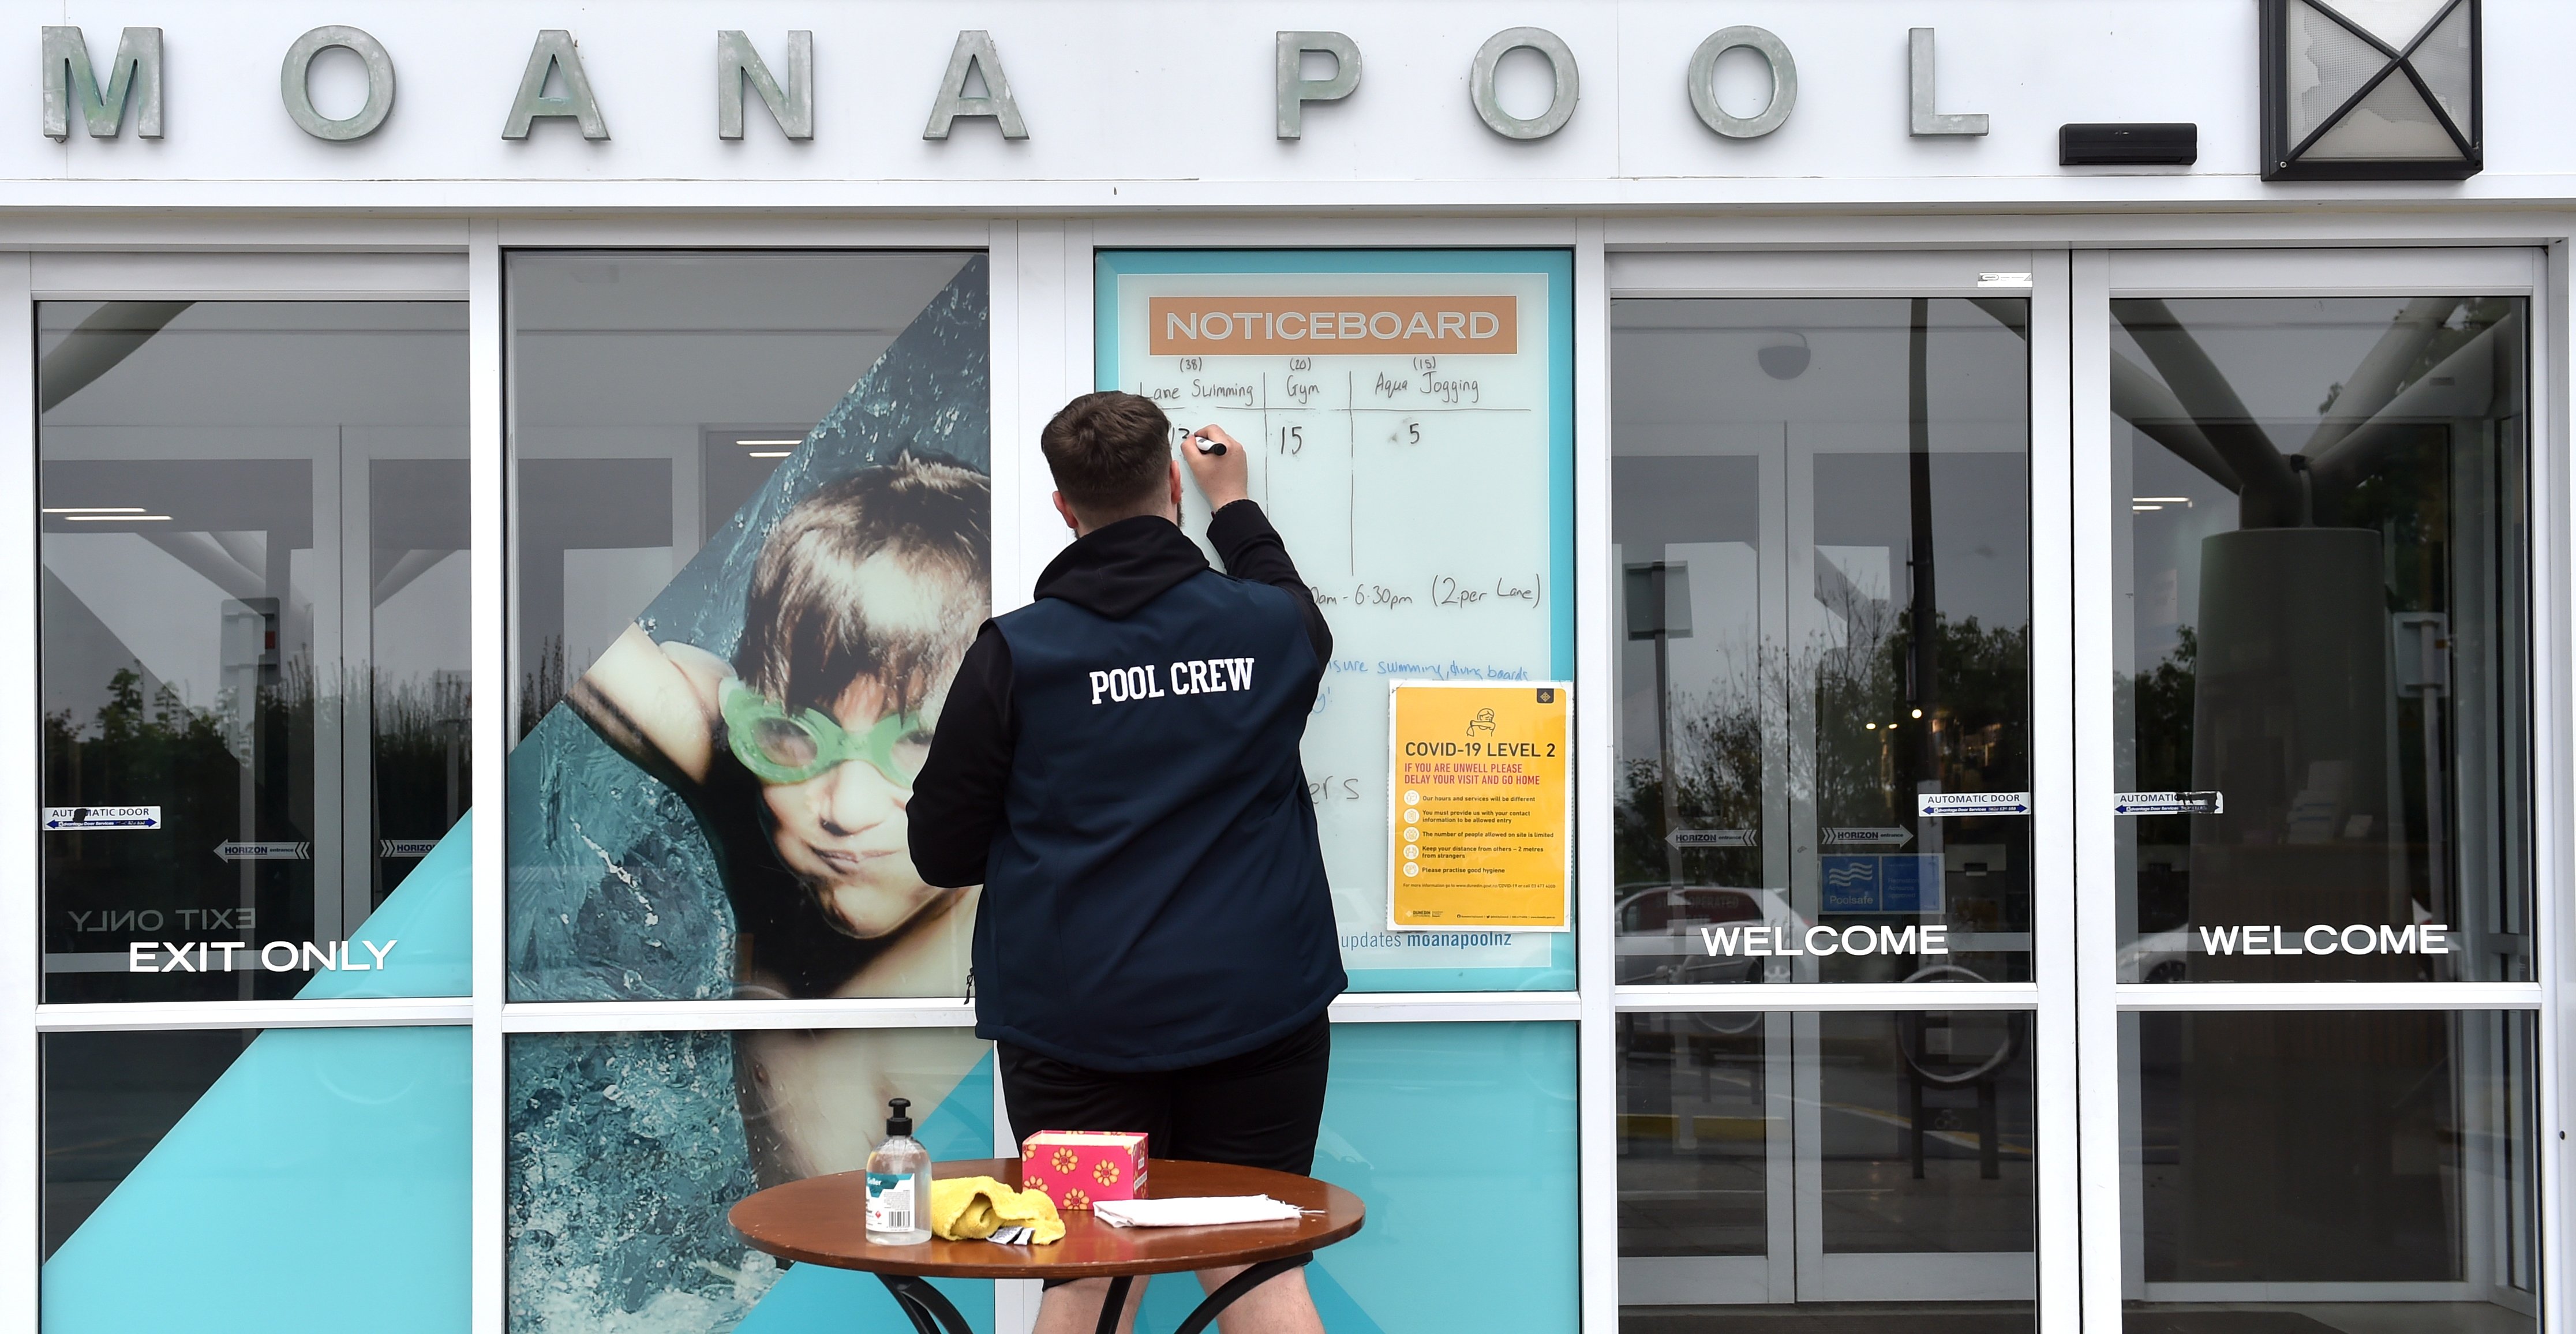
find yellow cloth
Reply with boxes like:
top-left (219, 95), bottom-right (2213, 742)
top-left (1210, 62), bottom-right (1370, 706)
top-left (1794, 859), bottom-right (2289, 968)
top-left (928, 1175), bottom-right (1066, 1245)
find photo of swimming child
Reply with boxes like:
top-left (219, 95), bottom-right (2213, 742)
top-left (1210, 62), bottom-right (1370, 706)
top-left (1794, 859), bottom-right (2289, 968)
top-left (566, 455), bottom-right (989, 1003)
top-left (504, 258), bottom-right (999, 1245)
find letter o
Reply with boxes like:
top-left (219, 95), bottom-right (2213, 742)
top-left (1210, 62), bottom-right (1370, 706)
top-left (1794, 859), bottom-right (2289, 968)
top-left (262, 941), bottom-right (301, 970)
top-left (1687, 26), bottom-right (1796, 139)
top-left (1842, 925), bottom-right (1878, 955)
top-left (2342, 924), bottom-right (2379, 954)
top-left (1806, 925), bottom-right (1839, 956)
top-left (136, 909), bottom-right (163, 932)
top-left (1369, 311), bottom-right (1401, 339)
top-left (1470, 27), bottom-right (1579, 140)
top-left (1107, 672), bottom-right (1129, 702)
top-left (1201, 311), bottom-right (1233, 340)
top-left (282, 25), bottom-right (396, 141)
top-left (2305, 924), bottom-right (2339, 955)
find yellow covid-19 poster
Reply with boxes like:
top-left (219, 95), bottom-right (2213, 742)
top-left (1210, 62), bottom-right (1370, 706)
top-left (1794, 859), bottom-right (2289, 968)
top-left (1387, 681), bottom-right (1572, 931)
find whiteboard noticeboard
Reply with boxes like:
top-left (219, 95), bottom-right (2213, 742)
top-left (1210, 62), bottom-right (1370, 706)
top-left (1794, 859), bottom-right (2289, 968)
top-left (1099, 249), bottom-right (1573, 991)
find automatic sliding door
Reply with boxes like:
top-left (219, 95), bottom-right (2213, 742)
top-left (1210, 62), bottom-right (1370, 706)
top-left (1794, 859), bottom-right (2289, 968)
top-left (1612, 293), bottom-right (2036, 1331)
top-left (2096, 264), bottom-right (2543, 1334)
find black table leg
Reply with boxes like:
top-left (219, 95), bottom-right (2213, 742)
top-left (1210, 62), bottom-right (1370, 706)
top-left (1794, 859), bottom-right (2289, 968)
top-left (878, 1274), bottom-right (976, 1334)
top-left (1092, 1275), bottom-right (1135, 1334)
top-left (1171, 1256), bottom-right (1306, 1334)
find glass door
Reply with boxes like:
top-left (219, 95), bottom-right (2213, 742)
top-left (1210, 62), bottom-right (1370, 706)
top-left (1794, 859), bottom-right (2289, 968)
top-left (1608, 254), bottom-right (2068, 1331)
top-left (2075, 248), bottom-right (2549, 1334)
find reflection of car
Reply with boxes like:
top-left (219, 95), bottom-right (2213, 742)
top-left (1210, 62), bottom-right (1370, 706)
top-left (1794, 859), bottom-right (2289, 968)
top-left (2117, 927), bottom-right (2192, 983)
top-left (1615, 882), bottom-right (1808, 984)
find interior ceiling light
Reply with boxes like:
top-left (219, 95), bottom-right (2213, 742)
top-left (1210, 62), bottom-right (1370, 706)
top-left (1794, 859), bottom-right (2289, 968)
top-left (737, 439), bottom-right (800, 447)
top-left (2133, 504), bottom-right (2165, 512)
top-left (63, 513), bottom-right (170, 521)
top-left (2133, 496), bottom-right (2194, 505)
top-left (43, 506), bottom-right (144, 513)
top-left (747, 451), bottom-right (791, 458)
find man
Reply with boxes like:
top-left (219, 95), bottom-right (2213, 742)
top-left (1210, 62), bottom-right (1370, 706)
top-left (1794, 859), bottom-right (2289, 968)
top-left (909, 391), bottom-right (1345, 1334)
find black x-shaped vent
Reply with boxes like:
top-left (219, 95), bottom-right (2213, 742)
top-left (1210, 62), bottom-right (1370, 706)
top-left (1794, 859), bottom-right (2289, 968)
top-left (2262, 0), bottom-right (2480, 181)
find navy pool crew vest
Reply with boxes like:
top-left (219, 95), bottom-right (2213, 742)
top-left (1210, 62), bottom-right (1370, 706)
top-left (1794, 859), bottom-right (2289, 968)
top-left (978, 568), bottom-right (1345, 1071)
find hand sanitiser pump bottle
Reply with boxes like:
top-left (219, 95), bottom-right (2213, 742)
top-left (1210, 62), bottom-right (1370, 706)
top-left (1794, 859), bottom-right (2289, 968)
top-left (866, 1098), bottom-right (931, 1244)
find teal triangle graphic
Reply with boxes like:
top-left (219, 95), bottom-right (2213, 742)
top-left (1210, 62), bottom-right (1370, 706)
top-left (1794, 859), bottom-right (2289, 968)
top-left (40, 1026), bottom-right (471, 1333)
top-left (300, 811), bottom-right (471, 1000)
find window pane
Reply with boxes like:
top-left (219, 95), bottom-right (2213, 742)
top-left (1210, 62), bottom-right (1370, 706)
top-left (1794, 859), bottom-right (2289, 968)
top-left (1618, 1009), bottom-right (2035, 1325)
top-left (1612, 299), bottom-right (2032, 986)
top-left (504, 252), bottom-right (989, 1001)
top-left (2122, 1009), bottom-right (2539, 1329)
top-left (43, 1027), bottom-right (469, 1328)
top-left (39, 301), bottom-right (469, 1001)
top-left (510, 1028), bottom-right (997, 1332)
top-left (2111, 298), bottom-right (2530, 981)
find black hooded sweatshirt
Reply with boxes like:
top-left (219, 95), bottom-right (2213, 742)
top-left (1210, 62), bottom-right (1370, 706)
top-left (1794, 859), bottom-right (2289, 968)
top-left (908, 501), bottom-right (1345, 1071)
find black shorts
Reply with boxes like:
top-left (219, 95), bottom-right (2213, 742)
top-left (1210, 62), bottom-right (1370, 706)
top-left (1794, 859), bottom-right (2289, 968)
top-left (998, 1013), bottom-right (1332, 1176)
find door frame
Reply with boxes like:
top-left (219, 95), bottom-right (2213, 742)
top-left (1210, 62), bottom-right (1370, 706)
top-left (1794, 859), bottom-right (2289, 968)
top-left (1603, 249), bottom-right (2079, 1325)
top-left (2070, 245), bottom-right (2560, 1333)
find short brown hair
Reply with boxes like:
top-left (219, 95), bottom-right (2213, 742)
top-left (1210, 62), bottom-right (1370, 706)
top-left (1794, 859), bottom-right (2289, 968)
top-left (1040, 391), bottom-right (1171, 514)
top-left (736, 453), bottom-right (990, 717)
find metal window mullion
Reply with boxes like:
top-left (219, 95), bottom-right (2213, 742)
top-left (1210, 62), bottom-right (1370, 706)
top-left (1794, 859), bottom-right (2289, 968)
top-left (1, 252), bottom-right (38, 1334)
top-left (467, 220), bottom-right (508, 1334)
top-left (2026, 248), bottom-right (2083, 1334)
top-left (1572, 216), bottom-right (1618, 1334)
top-left (2540, 238), bottom-right (2573, 1334)
top-left (2069, 248), bottom-right (2128, 1334)
top-left (1611, 983), bottom-right (2042, 1013)
top-left (2111, 982), bottom-right (2545, 1011)
top-left (35, 999), bottom-right (473, 1031)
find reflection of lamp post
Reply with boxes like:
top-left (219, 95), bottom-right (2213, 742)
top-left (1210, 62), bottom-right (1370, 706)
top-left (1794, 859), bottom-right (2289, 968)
top-left (1626, 561), bottom-right (1692, 886)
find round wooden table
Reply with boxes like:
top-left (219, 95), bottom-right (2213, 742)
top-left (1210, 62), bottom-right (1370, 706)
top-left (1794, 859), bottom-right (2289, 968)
top-left (731, 1157), bottom-right (1365, 1334)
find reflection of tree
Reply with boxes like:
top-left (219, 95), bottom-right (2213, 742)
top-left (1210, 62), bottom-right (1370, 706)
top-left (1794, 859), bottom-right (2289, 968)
top-left (43, 661), bottom-right (470, 956)
top-left (1614, 584), bottom-right (2030, 887)
top-left (519, 635), bottom-right (567, 739)
top-left (2128, 627), bottom-right (2196, 795)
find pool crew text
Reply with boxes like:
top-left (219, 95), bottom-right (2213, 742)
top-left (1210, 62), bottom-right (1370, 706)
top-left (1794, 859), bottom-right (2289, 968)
top-left (1089, 657), bottom-right (1255, 705)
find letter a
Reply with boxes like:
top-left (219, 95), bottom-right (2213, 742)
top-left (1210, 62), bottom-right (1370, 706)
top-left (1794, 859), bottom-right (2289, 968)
top-left (503, 30), bottom-right (609, 140)
top-left (923, 31), bottom-right (1027, 140)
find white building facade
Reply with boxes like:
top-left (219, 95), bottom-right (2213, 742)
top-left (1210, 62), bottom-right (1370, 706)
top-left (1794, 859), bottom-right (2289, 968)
top-left (5, 3), bottom-right (2567, 1333)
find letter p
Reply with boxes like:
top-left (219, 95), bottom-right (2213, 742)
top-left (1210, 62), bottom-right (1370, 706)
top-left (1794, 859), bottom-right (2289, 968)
top-left (1088, 670), bottom-right (1111, 705)
top-left (1276, 32), bottom-right (1360, 139)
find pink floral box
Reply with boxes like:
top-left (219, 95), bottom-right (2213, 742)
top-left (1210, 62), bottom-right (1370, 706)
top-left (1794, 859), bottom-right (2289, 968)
top-left (1019, 1130), bottom-right (1150, 1211)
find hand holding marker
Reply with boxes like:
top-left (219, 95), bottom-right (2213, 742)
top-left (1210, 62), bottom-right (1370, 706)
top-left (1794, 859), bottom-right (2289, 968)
top-left (1182, 424), bottom-right (1250, 511)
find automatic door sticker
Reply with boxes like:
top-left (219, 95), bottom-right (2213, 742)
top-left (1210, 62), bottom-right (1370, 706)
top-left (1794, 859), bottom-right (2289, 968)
top-left (43, 805), bottom-right (160, 830)
top-left (1917, 792), bottom-right (2031, 818)
top-left (2111, 791), bottom-right (2222, 816)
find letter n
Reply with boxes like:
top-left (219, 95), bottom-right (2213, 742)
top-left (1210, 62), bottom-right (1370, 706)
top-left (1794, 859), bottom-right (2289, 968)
top-left (43, 27), bottom-right (162, 140)
top-left (716, 31), bottom-right (811, 140)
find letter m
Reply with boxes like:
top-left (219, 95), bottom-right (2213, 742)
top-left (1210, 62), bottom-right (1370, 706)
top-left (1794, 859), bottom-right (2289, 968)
top-left (43, 27), bottom-right (161, 140)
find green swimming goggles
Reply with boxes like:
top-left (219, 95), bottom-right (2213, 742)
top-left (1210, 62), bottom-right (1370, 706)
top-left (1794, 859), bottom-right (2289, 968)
top-left (719, 679), bottom-right (930, 788)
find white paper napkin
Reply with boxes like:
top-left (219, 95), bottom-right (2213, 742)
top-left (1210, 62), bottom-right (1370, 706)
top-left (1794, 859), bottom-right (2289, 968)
top-left (1090, 1196), bottom-right (1304, 1228)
